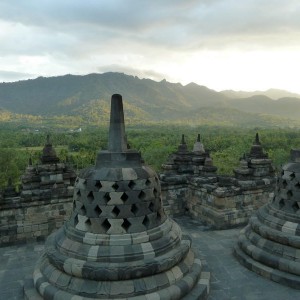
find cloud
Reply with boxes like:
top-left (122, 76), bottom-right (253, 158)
top-left (0, 70), bottom-right (36, 82)
top-left (0, 0), bottom-right (300, 92)
top-left (97, 65), bottom-right (168, 81)
top-left (1, 0), bottom-right (300, 51)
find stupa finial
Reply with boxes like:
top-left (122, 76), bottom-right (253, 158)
top-left (197, 134), bottom-right (201, 142)
top-left (181, 134), bottom-right (186, 145)
top-left (255, 132), bottom-right (260, 145)
top-left (108, 94), bottom-right (127, 152)
top-left (7, 177), bottom-right (12, 186)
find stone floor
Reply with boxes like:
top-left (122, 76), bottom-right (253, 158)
top-left (0, 216), bottom-right (299, 300)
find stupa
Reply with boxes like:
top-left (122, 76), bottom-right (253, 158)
top-left (191, 134), bottom-right (217, 175)
top-left (161, 134), bottom-right (192, 176)
top-left (0, 136), bottom-right (76, 246)
top-left (234, 148), bottom-right (300, 288)
top-left (234, 133), bottom-right (274, 180)
top-left (21, 135), bottom-right (76, 204)
top-left (24, 94), bottom-right (210, 299)
top-left (40, 134), bottom-right (60, 164)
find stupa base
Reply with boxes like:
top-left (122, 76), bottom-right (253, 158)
top-left (24, 249), bottom-right (210, 300)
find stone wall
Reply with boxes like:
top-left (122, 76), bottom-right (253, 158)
top-left (160, 175), bottom-right (276, 229)
top-left (0, 194), bottom-right (73, 246)
top-left (187, 178), bottom-right (275, 229)
top-left (0, 161), bottom-right (76, 247)
top-left (161, 182), bottom-right (188, 216)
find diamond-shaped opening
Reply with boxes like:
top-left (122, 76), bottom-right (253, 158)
top-left (295, 182), bottom-right (300, 189)
top-left (292, 201), bottom-right (300, 212)
top-left (104, 192), bottom-right (111, 203)
top-left (153, 188), bottom-right (158, 198)
top-left (138, 191), bottom-right (146, 201)
top-left (76, 189), bottom-right (81, 197)
top-left (121, 192), bottom-right (129, 203)
top-left (112, 206), bottom-right (121, 217)
top-left (112, 182), bottom-right (119, 191)
top-left (73, 200), bottom-right (76, 210)
top-left (142, 215), bottom-right (150, 228)
top-left (290, 172), bottom-right (296, 180)
top-left (102, 219), bottom-right (111, 232)
top-left (95, 180), bottom-right (102, 190)
top-left (148, 202), bottom-right (154, 212)
top-left (281, 170), bottom-right (284, 176)
top-left (287, 190), bottom-right (293, 198)
top-left (87, 191), bottom-right (95, 203)
top-left (282, 180), bottom-right (288, 188)
top-left (122, 219), bottom-right (131, 232)
top-left (131, 203), bottom-right (139, 215)
top-left (85, 218), bottom-right (91, 226)
top-left (145, 179), bottom-right (151, 186)
top-left (94, 205), bottom-right (102, 216)
top-left (128, 180), bottom-right (136, 189)
top-left (279, 198), bottom-right (285, 209)
top-left (80, 204), bottom-right (87, 215)
top-left (74, 214), bottom-right (79, 226)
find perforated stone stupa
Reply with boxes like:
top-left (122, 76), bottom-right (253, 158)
top-left (24, 94), bottom-right (210, 299)
top-left (234, 148), bottom-right (300, 289)
top-left (234, 133), bottom-right (274, 180)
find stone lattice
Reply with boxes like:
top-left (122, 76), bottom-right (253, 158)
top-left (24, 94), bottom-right (210, 299)
top-left (234, 149), bottom-right (300, 289)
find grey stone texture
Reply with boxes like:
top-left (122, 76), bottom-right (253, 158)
top-left (24, 94), bottom-right (209, 299)
top-left (0, 216), bottom-right (299, 300)
top-left (0, 136), bottom-right (76, 246)
top-left (161, 134), bottom-right (217, 178)
top-left (234, 148), bottom-right (300, 289)
top-left (160, 133), bottom-right (276, 229)
top-left (234, 133), bottom-right (274, 180)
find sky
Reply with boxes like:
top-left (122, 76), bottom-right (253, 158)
top-left (1, 0), bottom-right (300, 93)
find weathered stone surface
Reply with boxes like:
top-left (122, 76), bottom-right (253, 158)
top-left (234, 148), bottom-right (300, 289)
top-left (160, 133), bottom-right (275, 229)
top-left (0, 136), bottom-right (76, 247)
top-left (24, 94), bottom-right (209, 299)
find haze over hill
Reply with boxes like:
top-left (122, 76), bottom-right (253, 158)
top-left (0, 72), bottom-right (300, 127)
top-left (221, 89), bottom-right (300, 100)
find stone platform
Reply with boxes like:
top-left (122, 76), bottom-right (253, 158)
top-left (0, 216), bottom-right (298, 300)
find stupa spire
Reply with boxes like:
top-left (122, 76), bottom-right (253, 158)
top-left (197, 133), bottom-right (201, 142)
top-left (255, 132), bottom-right (260, 145)
top-left (108, 94), bottom-right (127, 152)
top-left (181, 134), bottom-right (186, 144)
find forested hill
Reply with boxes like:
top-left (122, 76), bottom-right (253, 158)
top-left (0, 73), bottom-right (227, 119)
top-left (1, 72), bottom-right (300, 126)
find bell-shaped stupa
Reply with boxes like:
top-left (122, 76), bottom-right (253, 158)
top-left (24, 94), bottom-right (209, 299)
top-left (234, 148), bottom-right (300, 289)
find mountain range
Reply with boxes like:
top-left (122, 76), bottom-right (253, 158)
top-left (0, 72), bottom-right (300, 127)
